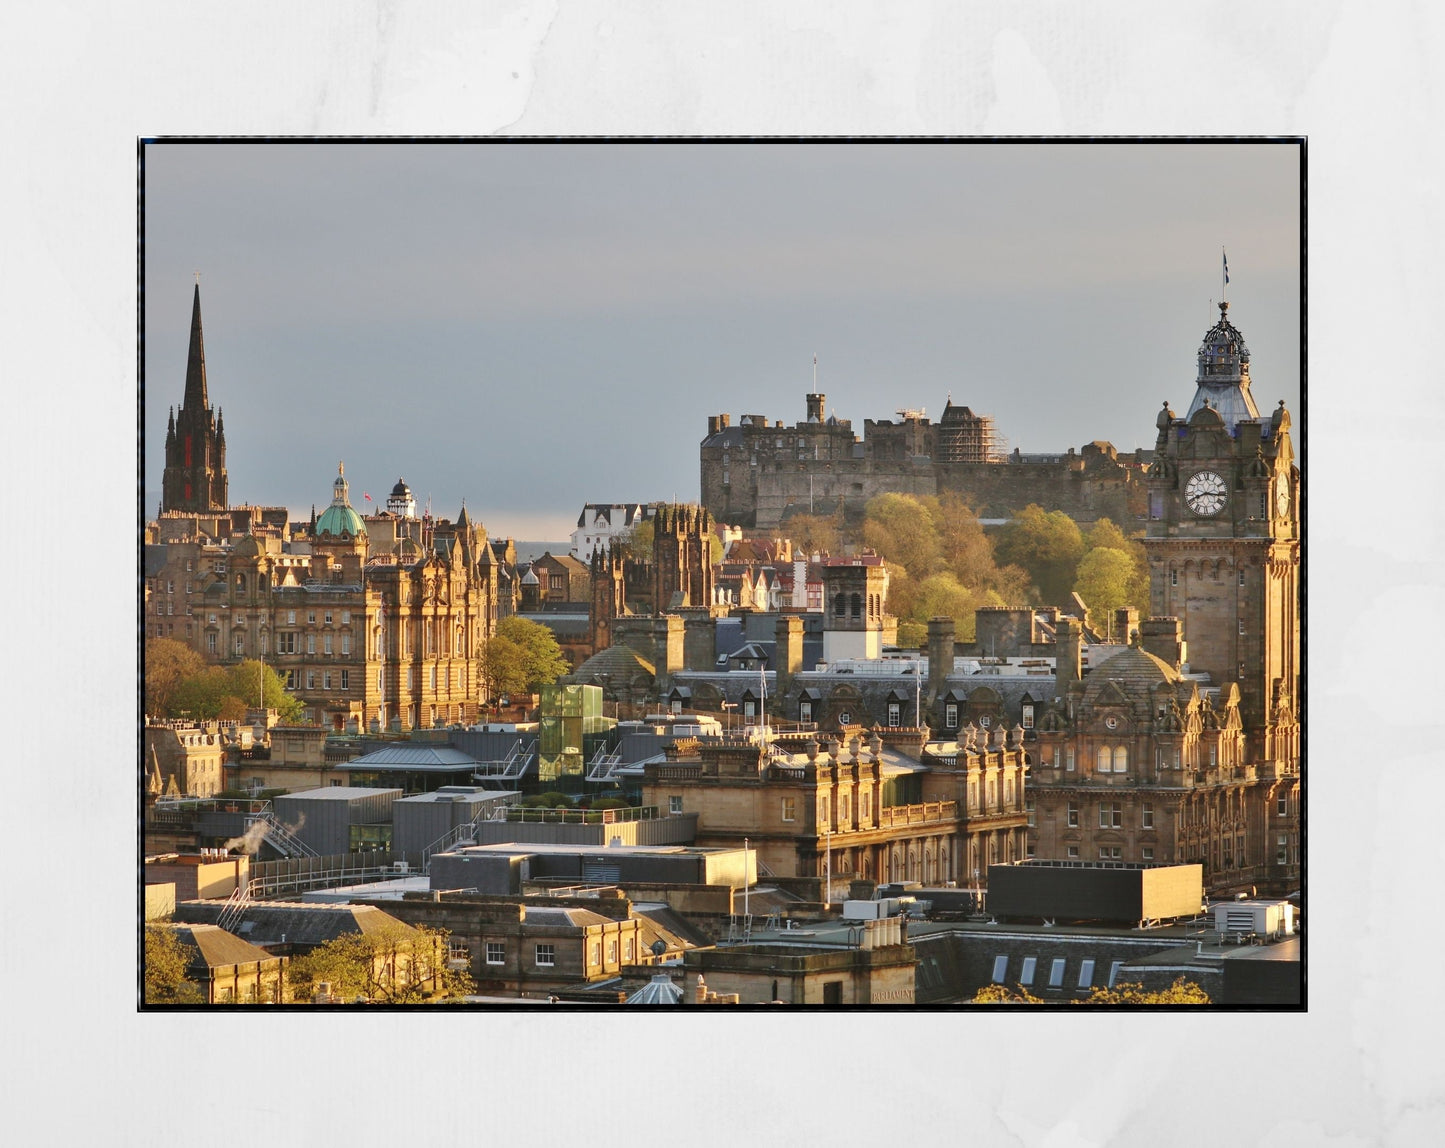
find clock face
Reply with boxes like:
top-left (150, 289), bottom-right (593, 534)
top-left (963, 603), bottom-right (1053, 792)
top-left (1185, 470), bottom-right (1228, 516)
top-left (1275, 483), bottom-right (1290, 518)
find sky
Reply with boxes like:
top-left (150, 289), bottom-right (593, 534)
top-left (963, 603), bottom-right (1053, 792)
top-left (143, 141), bottom-right (1301, 541)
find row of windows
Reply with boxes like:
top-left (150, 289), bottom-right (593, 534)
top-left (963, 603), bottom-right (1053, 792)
top-left (1060, 845), bottom-right (1157, 861)
top-left (1066, 802), bottom-right (1156, 829)
top-left (483, 938), bottom-right (637, 967)
top-left (991, 955), bottom-right (1124, 990)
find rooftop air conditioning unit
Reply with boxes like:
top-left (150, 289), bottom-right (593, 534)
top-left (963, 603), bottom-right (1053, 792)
top-left (392, 861), bottom-right (411, 874)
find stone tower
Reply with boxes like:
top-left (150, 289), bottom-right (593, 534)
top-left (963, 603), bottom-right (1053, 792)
top-left (589, 541), bottom-right (628, 654)
top-left (162, 283), bottom-right (229, 512)
top-left (1145, 301), bottom-right (1299, 770)
top-left (652, 503), bottom-right (715, 613)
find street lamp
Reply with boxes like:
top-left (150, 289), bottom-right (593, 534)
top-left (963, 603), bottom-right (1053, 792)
top-left (721, 701), bottom-right (736, 736)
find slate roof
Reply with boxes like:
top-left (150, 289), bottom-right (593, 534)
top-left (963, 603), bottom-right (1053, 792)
top-left (1082, 644), bottom-right (1180, 705)
top-left (342, 745), bottom-right (481, 770)
top-left (173, 900), bottom-right (417, 949)
top-left (571, 644), bottom-right (656, 680)
top-left (521, 906), bottom-right (613, 928)
top-left (168, 922), bottom-right (279, 971)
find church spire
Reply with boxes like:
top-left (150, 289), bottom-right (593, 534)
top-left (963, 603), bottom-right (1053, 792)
top-left (183, 282), bottom-right (209, 413)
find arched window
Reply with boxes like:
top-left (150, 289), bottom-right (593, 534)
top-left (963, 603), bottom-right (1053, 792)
top-left (850, 592), bottom-right (861, 619)
top-left (834, 592), bottom-right (846, 617)
top-left (1112, 746), bottom-right (1128, 773)
top-left (1097, 746), bottom-right (1110, 773)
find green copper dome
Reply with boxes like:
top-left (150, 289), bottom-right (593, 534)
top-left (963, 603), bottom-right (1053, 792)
top-left (316, 462), bottom-right (367, 539)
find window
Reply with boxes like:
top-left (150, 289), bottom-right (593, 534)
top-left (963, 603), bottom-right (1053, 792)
top-left (1277, 834), bottom-right (1289, 865)
top-left (781, 797), bottom-right (795, 822)
top-left (486, 942), bottom-right (505, 965)
top-left (340, 670), bottom-right (349, 691)
top-left (817, 797), bottom-right (828, 828)
top-left (324, 611), bottom-right (332, 625)
top-left (1025, 796), bottom-right (1035, 827)
top-left (167, 580), bottom-right (174, 594)
top-left (1113, 746), bottom-right (1128, 773)
top-left (430, 665), bottom-right (438, 691)
top-left (206, 632), bottom-right (216, 653)
top-left (624, 938), bottom-right (633, 963)
top-left (287, 610), bottom-right (296, 625)
top-left (306, 671), bottom-right (315, 690)
top-left (277, 632), bottom-right (296, 654)
top-left (234, 634), bottom-right (244, 656)
top-left (1065, 746), bottom-right (1075, 772)
top-left (1099, 846), bottom-right (1122, 860)
top-left (1277, 793), bottom-right (1289, 817)
top-left (285, 670), bottom-right (298, 689)
top-left (887, 702), bottom-right (900, 728)
top-left (1096, 746), bottom-right (1109, 773)
top-left (1141, 847), bottom-right (1155, 861)
top-left (839, 795), bottom-right (849, 823)
top-left (799, 699), bottom-right (813, 723)
top-left (990, 956), bottom-right (1008, 983)
top-left (308, 611), bottom-right (316, 624)
top-left (1020, 957), bottom-right (1037, 986)
top-left (1078, 959), bottom-right (1095, 988)
top-left (1142, 804), bottom-right (1154, 829)
top-left (607, 939), bottom-right (617, 963)
top-left (208, 613), bottom-right (217, 626)
top-left (341, 610), bottom-right (350, 625)
top-left (590, 943), bottom-right (601, 966)
top-left (860, 791), bottom-right (870, 820)
top-left (341, 633), bottom-right (350, 657)
top-left (1107, 961), bottom-right (1124, 988)
top-left (1170, 569), bottom-right (1178, 587)
top-left (1239, 570), bottom-right (1246, 587)
top-left (535, 944), bottom-right (554, 967)
top-left (1021, 703), bottom-right (1034, 729)
top-left (377, 669), bottom-right (384, 691)
top-left (324, 634), bottom-right (333, 654)
top-left (1067, 802), bottom-right (1079, 828)
top-left (1048, 959), bottom-right (1066, 988)
top-left (1099, 802), bottom-right (1122, 829)
top-left (1239, 618), bottom-right (1246, 635)
top-left (669, 796), bottom-right (683, 815)
top-left (743, 699), bottom-right (755, 721)
top-left (1066, 845), bottom-right (1080, 859)
top-left (185, 581), bottom-right (191, 594)
top-left (323, 672), bottom-right (332, 690)
top-left (944, 703), bottom-right (958, 728)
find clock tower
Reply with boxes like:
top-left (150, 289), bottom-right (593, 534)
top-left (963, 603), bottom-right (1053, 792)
top-left (1145, 302), bottom-right (1299, 771)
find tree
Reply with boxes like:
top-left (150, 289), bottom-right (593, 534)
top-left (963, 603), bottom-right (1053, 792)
top-left (226, 660), bottom-right (306, 723)
top-left (168, 665), bottom-right (234, 721)
top-left (973, 976), bottom-right (1209, 1004)
top-left (778, 510), bottom-right (840, 556)
top-left (286, 923), bottom-right (472, 1003)
top-left (1073, 548), bottom-right (1140, 640)
top-left (1082, 978), bottom-right (1210, 1004)
top-left (993, 505), bottom-right (1086, 606)
top-left (481, 634), bottom-right (529, 700)
top-left (145, 638), bottom-right (206, 717)
top-left (144, 923), bottom-right (204, 1004)
top-left (862, 493), bottom-right (942, 576)
top-left (491, 617), bottom-right (569, 695)
top-left (619, 517), bottom-right (654, 561)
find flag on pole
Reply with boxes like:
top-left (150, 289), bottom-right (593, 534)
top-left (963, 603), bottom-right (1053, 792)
top-left (1223, 249), bottom-right (1229, 285)
top-left (363, 492), bottom-right (372, 502)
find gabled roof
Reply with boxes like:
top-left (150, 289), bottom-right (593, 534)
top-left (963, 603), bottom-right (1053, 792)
top-left (169, 922), bottom-right (277, 970)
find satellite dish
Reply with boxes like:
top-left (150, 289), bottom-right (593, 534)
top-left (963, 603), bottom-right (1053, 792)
top-left (650, 939), bottom-right (667, 957)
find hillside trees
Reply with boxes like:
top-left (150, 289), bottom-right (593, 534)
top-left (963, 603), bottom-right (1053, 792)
top-left (993, 504), bottom-right (1086, 606)
top-left (858, 493), bottom-right (1026, 645)
top-left (1073, 518), bottom-right (1150, 639)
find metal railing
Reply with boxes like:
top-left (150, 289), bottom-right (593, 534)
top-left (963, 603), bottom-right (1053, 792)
top-left (471, 739), bottom-right (536, 783)
top-left (584, 742), bottom-right (624, 783)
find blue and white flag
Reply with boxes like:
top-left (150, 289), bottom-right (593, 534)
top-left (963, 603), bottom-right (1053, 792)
top-left (1223, 249), bottom-right (1230, 285)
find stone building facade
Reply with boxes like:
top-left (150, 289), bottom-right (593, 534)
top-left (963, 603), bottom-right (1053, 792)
top-left (641, 732), bottom-right (1017, 890)
top-left (1026, 303), bottom-right (1301, 895)
top-left (700, 392), bottom-right (1149, 530)
top-left (145, 466), bottom-right (505, 730)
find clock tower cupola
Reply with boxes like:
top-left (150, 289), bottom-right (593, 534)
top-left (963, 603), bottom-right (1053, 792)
top-left (1145, 301), bottom-right (1299, 771)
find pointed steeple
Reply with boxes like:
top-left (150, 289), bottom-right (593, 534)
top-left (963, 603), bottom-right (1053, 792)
top-left (183, 282), bottom-right (209, 413)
